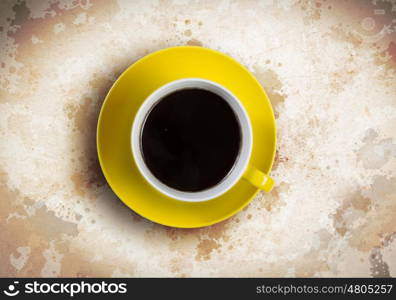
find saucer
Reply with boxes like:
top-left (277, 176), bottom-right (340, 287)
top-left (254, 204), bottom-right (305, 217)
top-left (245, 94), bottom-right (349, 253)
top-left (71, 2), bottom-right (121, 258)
top-left (97, 46), bottom-right (276, 228)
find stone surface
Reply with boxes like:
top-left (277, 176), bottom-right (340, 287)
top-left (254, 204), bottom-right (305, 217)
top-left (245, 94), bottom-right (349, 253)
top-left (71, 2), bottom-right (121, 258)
top-left (0, 0), bottom-right (395, 277)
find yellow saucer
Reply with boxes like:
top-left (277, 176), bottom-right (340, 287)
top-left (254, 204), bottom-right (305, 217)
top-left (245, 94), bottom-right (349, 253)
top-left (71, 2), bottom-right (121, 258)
top-left (97, 46), bottom-right (276, 228)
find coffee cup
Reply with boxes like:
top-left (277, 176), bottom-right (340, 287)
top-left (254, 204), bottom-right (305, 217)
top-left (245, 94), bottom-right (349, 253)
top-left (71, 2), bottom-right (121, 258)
top-left (131, 78), bottom-right (274, 202)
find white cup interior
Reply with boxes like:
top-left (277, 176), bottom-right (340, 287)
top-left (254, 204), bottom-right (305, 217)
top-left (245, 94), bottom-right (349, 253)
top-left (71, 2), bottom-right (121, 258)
top-left (131, 78), bottom-right (252, 202)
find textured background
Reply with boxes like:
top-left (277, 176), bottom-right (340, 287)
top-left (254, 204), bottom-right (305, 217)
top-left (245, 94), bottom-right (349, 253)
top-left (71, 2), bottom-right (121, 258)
top-left (0, 0), bottom-right (395, 277)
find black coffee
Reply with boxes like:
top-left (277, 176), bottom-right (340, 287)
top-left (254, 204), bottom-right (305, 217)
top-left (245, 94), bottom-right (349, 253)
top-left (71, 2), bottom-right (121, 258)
top-left (141, 88), bottom-right (241, 192)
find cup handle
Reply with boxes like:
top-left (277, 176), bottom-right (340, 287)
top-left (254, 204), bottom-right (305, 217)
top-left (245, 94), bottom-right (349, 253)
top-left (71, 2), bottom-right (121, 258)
top-left (243, 165), bottom-right (274, 192)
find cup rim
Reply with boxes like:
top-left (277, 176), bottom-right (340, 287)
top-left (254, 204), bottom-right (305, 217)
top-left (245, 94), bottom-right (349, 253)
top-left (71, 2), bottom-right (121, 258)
top-left (131, 78), bottom-right (252, 202)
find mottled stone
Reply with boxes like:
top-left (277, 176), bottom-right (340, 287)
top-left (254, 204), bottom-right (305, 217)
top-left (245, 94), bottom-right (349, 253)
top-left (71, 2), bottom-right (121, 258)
top-left (0, 0), bottom-right (395, 277)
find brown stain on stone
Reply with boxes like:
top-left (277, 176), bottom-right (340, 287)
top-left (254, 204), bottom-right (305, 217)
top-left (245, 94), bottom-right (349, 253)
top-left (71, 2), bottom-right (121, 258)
top-left (88, 73), bottom-right (115, 100)
top-left (0, 174), bottom-right (42, 276)
top-left (333, 177), bottom-right (396, 252)
top-left (70, 172), bottom-right (85, 197)
top-left (294, 230), bottom-right (332, 276)
top-left (165, 227), bottom-right (199, 242)
top-left (72, 97), bottom-right (93, 134)
top-left (1, 0), bottom-right (120, 100)
top-left (65, 92), bottom-right (108, 197)
top-left (357, 129), bottom-right (396, 169)
top-left (333, 191), bottom-right (372, 236)
top-left (86, 158), bottom-right (106, 189)
top-left (271, 150), bottom-right (289, 171)
top-left (328, 24), bottom-right (363, 48)
top-left (186, 38), bottom-right (202, 46)
top-left (59, 249), bottom-right (134, 277)
top-left (387, 41), bottom-right (396, 64)
top-left (348, 205), bottom-right (396, 252)
top-left (297, 0), bottom-right (322, 25)
top-left (68, 74), bottom-right (116, 194)
top-left (333, 208), bottom-right (347, 237)
top-left (165, 218), bottom-right (231, 243)
top-left (65, 103), bottom-right (76, 120)
top-left (7, 0), bottom-right (120, 56)
top-left (7, 113), bottom-right (33, 145)
top-left (329, 68), bottom-right (357, 93)
top-left (170, 257), bottom-right (181, 274)
top-left (206, 220), bottom-right (231, 241)
top-left (243, 232), bottom-right (332, 277)
top-left (168, 256), bottom-right (193, 277)
top-left (0, 168), bottom-right (134, 277)
top-left (369, 248), bottom-right (391, 277)
top-left (350, 192), bottom-right (371, 212)
top-left (2, 0), bottom-right (131, 268)
top-left (0, 169), bottom-right (78, 276)
top-left (259, 182), bottom-right (288, 212)
top-left (31, 206), bottom-right (78, 239)
top-left (184, 29), bottom-right (192, 37)
top-left (195, 239), bottom-right (220, 261)
top-left (253, 67), bottom-right (285, 119)
top-left (160, 219), bottom-right (231, 261)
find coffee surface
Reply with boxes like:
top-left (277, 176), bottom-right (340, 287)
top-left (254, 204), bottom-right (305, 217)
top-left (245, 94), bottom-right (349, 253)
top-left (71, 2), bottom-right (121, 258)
top-left (141, 88), bottom-right (241, 192)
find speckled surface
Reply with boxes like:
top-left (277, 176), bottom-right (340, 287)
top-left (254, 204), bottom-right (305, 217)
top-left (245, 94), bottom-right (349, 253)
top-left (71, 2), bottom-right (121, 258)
top-left (0, 0), bottom-right (395, 277)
